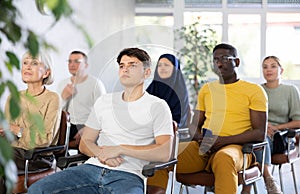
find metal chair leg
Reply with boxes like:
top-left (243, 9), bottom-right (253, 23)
top-left (291, 163), bottom-right (298, 194)
top-left (253, 182), bottom-right (258, 194)
top-left (278, 165), bottom-right (284, 193)
top-left (179, 184), bottom-right (184, 194)
top-left (272, 165), bottom-right (275, 175)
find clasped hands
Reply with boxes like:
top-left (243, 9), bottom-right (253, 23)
top-left (96, 145), bottom-right (124, 167)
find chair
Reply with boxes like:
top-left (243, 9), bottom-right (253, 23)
top-left (12, 110), bottom-right (70, 193)
top-left (271, 128), bottom-right (300, 194)
top-left (176, 141), bottom-right (267, 194)
top-left (57, 121), bottom-right (179, 194)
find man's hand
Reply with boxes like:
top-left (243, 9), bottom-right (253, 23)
top-left (199, 136), bottom-right (227, 154)
top-left (73, 129), bottom-right (84, 146)
top-left (103, 157), bottom-right (124, 167)
top-left (209, 136), bottom-right (228, 153)
top-left (61, 83), bottom-right (77, 100)
top-left (97, 146), bottom-right (122, 163)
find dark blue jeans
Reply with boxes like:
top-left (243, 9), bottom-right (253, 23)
top-left (28, 164), bottom-right (144, 194)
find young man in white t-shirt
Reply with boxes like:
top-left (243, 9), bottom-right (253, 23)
top-left (28, 48), bottom-right (174, 194)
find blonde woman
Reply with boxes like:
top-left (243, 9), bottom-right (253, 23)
top-left (0, 51), bottom-right (61, 193)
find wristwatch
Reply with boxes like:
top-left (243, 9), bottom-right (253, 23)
top-left (17, 127), bottom-right (24, 138)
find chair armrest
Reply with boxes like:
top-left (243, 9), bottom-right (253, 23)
top-left (142, 158), bottom-right (177, 177)
top-left (24, 145), bottom-right (66, 160)
top-left (242, 141), bottom-right (267, 154)
top-left (57, 153), bottom-right (89, 169)
top-left (287, 128), bottom-right (300, 138)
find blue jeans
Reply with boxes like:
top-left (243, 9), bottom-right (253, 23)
top-left (254, 136), bottom-right (272, 165)
top-left (28, 164), bottom-right (144, 194)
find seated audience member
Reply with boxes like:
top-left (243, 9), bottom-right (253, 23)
top-left (28, 47), bottom-right (174, 194)
top-left (147, 43), bottom-right (268, 194)
top-left (0, 51), bottom-right (61, 193)
top-left (57, 50), bottom-right (106, 149)
top-left (242, 56), bottom-right (300, 194)
top-left (146, 54), bottom-right (190, 129)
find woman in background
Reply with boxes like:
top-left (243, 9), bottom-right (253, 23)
top-left (146, 53), bottom-right (190, 129)
top-left (242, 56), bottom-right (300, 194)
top-left (0, 51), bottom-right (61, 193)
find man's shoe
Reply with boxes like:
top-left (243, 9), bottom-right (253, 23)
top-left (265, 176), bottom-right (283, 194)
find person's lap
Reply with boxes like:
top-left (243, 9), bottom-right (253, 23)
top-left (28, 164), bottom-right (144, 194)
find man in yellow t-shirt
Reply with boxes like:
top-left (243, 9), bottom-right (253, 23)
top-left (147, 43), bottom-right (268, 194)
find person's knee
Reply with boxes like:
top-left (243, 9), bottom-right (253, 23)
top-left (212, 149), bottom-right (237, 171)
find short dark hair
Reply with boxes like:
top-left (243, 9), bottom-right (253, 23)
top-left (70, 50), bottom-right (88, 63)
top-left (117, 48), bottom-right (151, 68)
top-left (213, 43), bottom-right (238, 57)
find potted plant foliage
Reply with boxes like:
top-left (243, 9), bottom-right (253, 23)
top-left (175, 21), bottom-right (218, 107)
top-left (0, 0), bottom-right (89, 192)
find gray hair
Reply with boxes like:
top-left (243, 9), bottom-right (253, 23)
top-left (22, 51), bottom-right (54, 85)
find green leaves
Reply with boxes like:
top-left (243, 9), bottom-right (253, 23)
top-left (36, 0), bottom-right (72, 20)
top-left (0, 1), bottom-right (88, 192)
top-left (26, 31), bottom-right (40, 57)
top-left (175, 22), bottom-right (218, 106)
top-left (7, 80), bottom-right (20, 120)
top-left (5, 51), bottom-right (20, 73)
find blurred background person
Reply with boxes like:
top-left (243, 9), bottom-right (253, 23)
top-left (57, 50), bottom-right (106, 150)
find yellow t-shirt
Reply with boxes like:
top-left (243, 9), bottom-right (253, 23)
top-left (197, 80), bottom-right (268, 136)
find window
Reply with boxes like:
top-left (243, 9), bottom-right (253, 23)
top-left (135, 0), bottom-right (300, 85)
top-left (266, 13), bottom-right (300, 80)
top-left (228, 14), bottom-right (261, 78)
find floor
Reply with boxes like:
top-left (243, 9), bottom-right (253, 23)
top-left (167, 158), bottom-right (300, 194)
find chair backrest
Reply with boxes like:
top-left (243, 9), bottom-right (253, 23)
top-left (13, 111), bottom-right (71, 193)
top-left (171, 121), bottom-right (179, 159)
top-left (54, 110), bottom-right (70, 158)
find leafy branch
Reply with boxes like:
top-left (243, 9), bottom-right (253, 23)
top-left (0, 0), bottom-right (91, 192)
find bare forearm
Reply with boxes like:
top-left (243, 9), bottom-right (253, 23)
top-left (222, 129), bottom-right (266, 145)
top-left (120, 142), bottom-right (172, 162)
top-left (275, 120), bottom-right (300, 130)
top-left (79, 139), bottom-right (101, 157)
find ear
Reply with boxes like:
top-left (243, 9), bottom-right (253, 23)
top-left (234, 58), bottom-right (240, 67)
top-left (280, 67), bottom-right (284, 75)
top-left (43, 70), bottom-right (50, 79)
top-left (144, 68), bottom-right (151, 79)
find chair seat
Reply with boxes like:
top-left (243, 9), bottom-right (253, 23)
top-left (13, 168), bottom-right (55, 193)
top-left (177, 171), bottom-right (215, 186)
top-left (176, 165), bottom-right (261, 188)
top-left (271, 149), bottom-right (298, 164)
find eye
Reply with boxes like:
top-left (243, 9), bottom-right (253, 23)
top-left (119, 65), bottom-right (124, 69)
top-left (74, 60), bottom-right (82, 64)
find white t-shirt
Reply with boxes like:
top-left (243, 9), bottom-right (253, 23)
top-left (57, 75), bottom-right (106, 124)
top-left (85, 91), bottom-right (173, 179)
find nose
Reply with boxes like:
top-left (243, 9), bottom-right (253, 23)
top-left (214, 61), bottom-right (223, 68)
top-left (24, 64), bottom-right (32, 70)
top-left (122, 66), bottom-right (129, 72)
